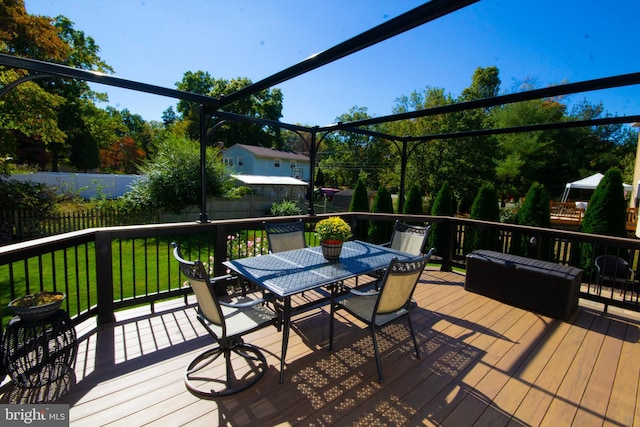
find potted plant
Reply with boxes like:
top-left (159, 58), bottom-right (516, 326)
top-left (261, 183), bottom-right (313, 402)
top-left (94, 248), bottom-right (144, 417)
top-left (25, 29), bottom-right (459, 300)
top-left (315, 216), bottom-right (352, 260)
top-left (8, 291), bottom-right (66, 322)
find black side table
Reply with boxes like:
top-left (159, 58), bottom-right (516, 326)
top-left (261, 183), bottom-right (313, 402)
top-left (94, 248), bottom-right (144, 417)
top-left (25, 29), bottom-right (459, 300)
top-left (1, 310), bottom-right (77, 388)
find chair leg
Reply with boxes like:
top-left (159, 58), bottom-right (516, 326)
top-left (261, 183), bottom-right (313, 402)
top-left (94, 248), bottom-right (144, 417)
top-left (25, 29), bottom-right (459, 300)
top-left (329, 300), bottom-right (335, 351)
top-left (185, 342), bottom-right (267, 398)
top-left (371, 326), bottom-right (384, 382)
top-left (407, 315), bottom-right (421, 359)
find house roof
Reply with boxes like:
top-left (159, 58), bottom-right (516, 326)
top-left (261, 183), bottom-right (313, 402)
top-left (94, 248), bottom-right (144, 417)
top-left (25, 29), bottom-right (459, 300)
top-left (231, 174), bottom-right (308, 186)
top-left (230, 144), bottom-right (309, 161)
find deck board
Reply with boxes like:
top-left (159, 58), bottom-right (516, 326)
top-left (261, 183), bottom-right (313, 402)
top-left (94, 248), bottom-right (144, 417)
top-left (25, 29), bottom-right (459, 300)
top-left (1, 269), bottom-right (639, 426)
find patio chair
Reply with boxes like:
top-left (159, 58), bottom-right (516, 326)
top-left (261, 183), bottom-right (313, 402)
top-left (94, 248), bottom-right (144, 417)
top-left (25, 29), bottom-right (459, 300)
top-left (366, 221), bottom-right (431, 289)
top-left (386, 220), bottom-right (431, 255)
top-left (264, 219), bottom-right (307, 253)
top-left (171, 242), bottom-right (278, 398)
top-left (329, 248), bottom-right (434, 382)
top-left (595, 254), bottom-right (635, 300)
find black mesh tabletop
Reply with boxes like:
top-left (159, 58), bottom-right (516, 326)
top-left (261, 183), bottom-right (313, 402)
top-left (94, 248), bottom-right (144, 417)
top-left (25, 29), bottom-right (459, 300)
top-left (224, 240), bottom-right (419, 297)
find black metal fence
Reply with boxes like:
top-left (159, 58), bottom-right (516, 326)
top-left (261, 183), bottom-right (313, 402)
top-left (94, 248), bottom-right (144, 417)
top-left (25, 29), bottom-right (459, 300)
top-left (1, 213), bottom-right (639, 330)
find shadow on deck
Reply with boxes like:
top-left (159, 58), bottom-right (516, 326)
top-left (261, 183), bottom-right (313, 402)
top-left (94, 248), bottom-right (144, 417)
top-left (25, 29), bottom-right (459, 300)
top-left (1, 270), bottom-right (639, 426)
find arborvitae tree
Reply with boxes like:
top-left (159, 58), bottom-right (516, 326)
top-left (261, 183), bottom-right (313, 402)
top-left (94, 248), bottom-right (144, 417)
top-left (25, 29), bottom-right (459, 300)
top-left (580, 168), bottom-right (628, 272)
top-left (368, 185), bottom-right (394, 244)
top-left (315, 168), bottom-right (325, 188)
top-left (403, 184), bottom-right (424, 214)
top-left (512, 182), bottom-right (551, 256)
top-left (349, 178), bottom-right (370, 241)
top-left (430, 181), bottom-right (455, 269)
top-left (465, 183), bottom-right (500, 253)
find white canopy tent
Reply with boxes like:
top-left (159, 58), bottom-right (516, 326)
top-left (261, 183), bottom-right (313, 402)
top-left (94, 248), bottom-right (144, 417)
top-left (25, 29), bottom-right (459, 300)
top-left (561, 172), bottom-right (633, 202)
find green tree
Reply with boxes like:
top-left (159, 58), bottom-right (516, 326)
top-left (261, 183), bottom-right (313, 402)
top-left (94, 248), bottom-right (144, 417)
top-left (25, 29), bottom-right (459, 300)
top-left (176, 72), bottom-right (283, 147)
top-left (123, 134), bottom-right (229, 213)
top-left (315, 168), bottom-right (325, 188)
top-left (580, 168), bottom-right (628, 272)
top-left (388, 67), bottom-right (499, 211)
top-left (0, 1), bottom-right (68, 165)
top-left (465, 183), bottom-right (500, 253)
top-left (349, 178), bottom-right (370, 241)
top-left (581, 168), bottom-right (627, 237)
top-left (368, 185), bottom-right (394, 244)
top-left (511, 182), bottom-right (550, 256)
top-left (68, 129), bottom-right (100, 172)
top-left (319, 107), bottom-right (392, 189)
top-left (430, 181), bottom-right (455, 268)
top-left (403, 183), bottom-right (424, 214)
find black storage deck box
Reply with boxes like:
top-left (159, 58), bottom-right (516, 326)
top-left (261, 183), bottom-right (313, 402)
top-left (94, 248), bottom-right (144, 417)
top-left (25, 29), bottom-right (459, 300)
top-left (465, 250), bottom-right (583, 320)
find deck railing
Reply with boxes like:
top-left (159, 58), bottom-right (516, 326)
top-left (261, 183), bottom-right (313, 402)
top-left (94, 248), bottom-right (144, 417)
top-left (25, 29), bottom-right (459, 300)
top-left (1, 213), bottom-right (639, 330)
top-left (549, 201), bottom-right (638, 232)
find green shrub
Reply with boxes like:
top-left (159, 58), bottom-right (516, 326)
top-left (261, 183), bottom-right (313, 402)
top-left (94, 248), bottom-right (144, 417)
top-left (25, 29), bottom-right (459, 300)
top-left (226, 186), bottom-right (253, 199)
top-left (403, 184), bottom-right (424, 214)
top-left (430, 181), bottom-right (455, 260)
top-left (512, 182), bottom-right (550, 256)
top-left (580, 168), bottom-right (628, 272)
top-left (368, 185), bottom-right (394, 244)
top-left (465, 183), bottom-right (500, 253)
top-left (349, 178), bottom-right (370, 241)
top-left (269, 200), bottom-right (301, 216)
top-left (123, 135), bottom-right (228, 213)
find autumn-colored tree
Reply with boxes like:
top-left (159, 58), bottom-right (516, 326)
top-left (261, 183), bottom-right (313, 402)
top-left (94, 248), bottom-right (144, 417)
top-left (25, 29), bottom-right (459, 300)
top-left (100, 136), bottom-right (147, 174)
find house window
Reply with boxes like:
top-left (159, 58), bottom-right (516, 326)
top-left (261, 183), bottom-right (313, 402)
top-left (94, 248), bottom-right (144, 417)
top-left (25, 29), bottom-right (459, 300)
top-left (237, 157), bottom-right (243, 166)
top-left (274, 159), bottom-right (281, 168)
top-left (223, 157), bottom-right (233, 167)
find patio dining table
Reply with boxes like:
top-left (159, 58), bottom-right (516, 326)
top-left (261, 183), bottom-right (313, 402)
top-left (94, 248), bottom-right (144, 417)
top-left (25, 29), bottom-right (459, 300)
top-left (223, 240), bottom-right (422, 383)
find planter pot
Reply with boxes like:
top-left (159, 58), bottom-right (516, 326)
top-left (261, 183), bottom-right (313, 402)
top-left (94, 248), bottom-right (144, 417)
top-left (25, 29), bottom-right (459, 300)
top-left (321, 240), bottom-right (343, 261)
top-left (8, 292), bottom-right (66, 322)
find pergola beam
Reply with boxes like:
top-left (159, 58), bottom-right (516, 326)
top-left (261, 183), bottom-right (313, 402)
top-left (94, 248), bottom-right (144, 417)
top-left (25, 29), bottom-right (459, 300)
top-left (0, 53), bottom-right (221, 107)
top-left (218, 0), bottom-right (479, 107)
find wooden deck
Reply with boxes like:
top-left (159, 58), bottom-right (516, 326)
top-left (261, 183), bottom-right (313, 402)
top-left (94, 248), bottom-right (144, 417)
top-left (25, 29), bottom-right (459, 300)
top-left (2, 269), bottom-right (640, 426)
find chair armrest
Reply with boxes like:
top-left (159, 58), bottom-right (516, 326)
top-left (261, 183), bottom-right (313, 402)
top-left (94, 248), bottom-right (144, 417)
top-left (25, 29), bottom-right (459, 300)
top-left (349, 288), bottom-right (379, 297)
top-left (208, 274), bottom-right (236, 285)
top-left (380, 242), bottom-right (391, 248)
top-left (219, 293), bottom-right (275, 308)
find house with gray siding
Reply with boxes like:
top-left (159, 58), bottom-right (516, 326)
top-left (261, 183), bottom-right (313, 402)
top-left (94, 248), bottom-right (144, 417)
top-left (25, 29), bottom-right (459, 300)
top-left (223, 144), bottom-right (310, 181)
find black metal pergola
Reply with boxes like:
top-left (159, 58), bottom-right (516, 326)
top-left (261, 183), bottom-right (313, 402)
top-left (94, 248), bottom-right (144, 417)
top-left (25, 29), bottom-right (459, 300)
top-left (1, 0), bottom-right (639, 221)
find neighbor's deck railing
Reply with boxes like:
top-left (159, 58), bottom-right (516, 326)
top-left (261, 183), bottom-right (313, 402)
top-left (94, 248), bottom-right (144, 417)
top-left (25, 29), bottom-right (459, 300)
top-left (1, 213), bottom-right (640, 330)
top-left (549, 201), bottom-right (638, 232)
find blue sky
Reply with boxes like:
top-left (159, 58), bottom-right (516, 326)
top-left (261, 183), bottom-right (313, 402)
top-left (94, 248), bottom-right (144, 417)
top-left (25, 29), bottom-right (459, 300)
top-left (24, 0), bottom-right (640, 127)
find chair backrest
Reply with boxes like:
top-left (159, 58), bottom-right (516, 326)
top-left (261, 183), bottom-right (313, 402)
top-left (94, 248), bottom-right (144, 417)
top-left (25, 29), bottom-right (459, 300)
top-left (595, 254), bottom-right (630, 277)
top-left (376, 248), bottom-right (434, 314)
top-left (171, 243), bottom-right (224, 328)
top-left (389, 221), bottom-right (431, 255)
top-left (264, 220), bottom-right (306, 253)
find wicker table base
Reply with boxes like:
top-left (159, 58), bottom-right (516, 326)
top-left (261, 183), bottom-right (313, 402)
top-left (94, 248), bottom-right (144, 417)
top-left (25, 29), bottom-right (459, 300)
top-left (1, 310), bottom-right (77, 388)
